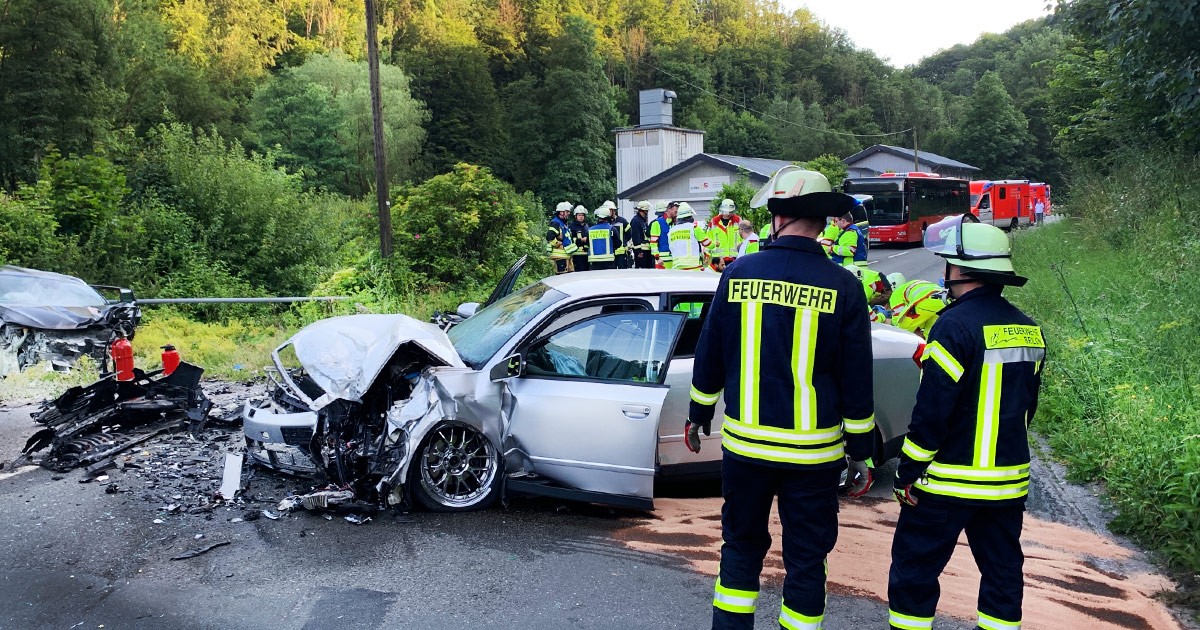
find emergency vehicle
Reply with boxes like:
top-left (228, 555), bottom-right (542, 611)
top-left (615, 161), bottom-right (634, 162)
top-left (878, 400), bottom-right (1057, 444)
top-left (1030, 182), bottom-right (1052, 216)
top-left (844, 172), bottom-right (970, 244)
top-left (969, 180), bottom-right (1033, 230)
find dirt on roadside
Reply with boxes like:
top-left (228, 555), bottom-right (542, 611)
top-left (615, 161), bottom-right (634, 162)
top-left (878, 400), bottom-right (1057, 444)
top-left (614, 496), bottom-right (1185, 630)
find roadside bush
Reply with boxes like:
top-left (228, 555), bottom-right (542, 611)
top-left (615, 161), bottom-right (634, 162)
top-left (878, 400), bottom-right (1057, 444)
top-left (390, 163), bottom-right (551, 291)
top-left (1011, 151), bottom-right (1200, 575)
top-left (0, 193), bottom-right (66, 269)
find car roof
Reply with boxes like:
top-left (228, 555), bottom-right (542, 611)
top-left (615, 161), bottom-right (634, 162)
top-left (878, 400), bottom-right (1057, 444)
top-left (0, 265), bottom-right (91, 286)
top-left (540, 270), bottom-right (719, 298)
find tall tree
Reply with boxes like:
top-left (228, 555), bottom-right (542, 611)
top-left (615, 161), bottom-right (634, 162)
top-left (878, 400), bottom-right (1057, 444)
top-left (951, 72), bottom-right (1037, 178)
top-left (0, 0), bottom-right (122, 188)
top-left (531, 15), bottom-right (618, 207)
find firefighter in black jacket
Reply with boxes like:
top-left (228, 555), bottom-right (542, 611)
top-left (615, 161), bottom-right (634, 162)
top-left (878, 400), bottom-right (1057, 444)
top-left (887, 213), bottom-right (1044, 630)
top-left (629, 200), bottom-right (655, 268)
top-left (687, 167), bottom-right (876, 630)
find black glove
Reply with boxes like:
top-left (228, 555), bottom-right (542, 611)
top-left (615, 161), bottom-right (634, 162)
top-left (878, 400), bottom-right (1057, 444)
top-left (684, 420), bottom-right (709, 453)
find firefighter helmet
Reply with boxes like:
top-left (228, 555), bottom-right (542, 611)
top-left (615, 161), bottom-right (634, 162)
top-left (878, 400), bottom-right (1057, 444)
top-left (676, 202), bottom-right (695, 219)
top-left (719, 198), bottom-right (736, 215)
top-left (750, 166), bottom-right (857, 217)
top-left (555, 201), bottom-right (572, 214)
top-left (924, 214), bottom-right (1026, 285)
top-left (636, 200), bottom-right (652, 212)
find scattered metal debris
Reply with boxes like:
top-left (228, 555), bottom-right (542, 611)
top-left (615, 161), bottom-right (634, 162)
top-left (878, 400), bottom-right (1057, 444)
top-left (20, 362), bottom-right (212, 471)
top-left (170, 540), bottom-right (231, 560)
top-left (217, 453), bottom-right (243, 501)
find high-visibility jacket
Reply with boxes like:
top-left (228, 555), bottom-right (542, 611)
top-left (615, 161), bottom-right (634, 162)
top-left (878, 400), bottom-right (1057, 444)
top-left (611, 215), bottom-right (631, 254)
top-left (890, 280), bottom-right (945, 338)
top-left (650, 216), bottom-right (674, 264)
top-left (588, 221), bottom-right (617, 262)
top-left (736, 234), bottom-right (759, 256)
top-left (546, 216), bottom-right (577, 259)
top-left (818, 223), bottom-right (840, 258)
top-left (897, 285), bottom-right (1044, 504)
top-left (630, 213), bottom-right (652, 251)
top-left (707, 215), bottom-right (742, 259)
top-left (668, 220), bottom-right (710, 270)
top-left (689, 236), bottom-right (875, 468)
top-left (860, 267), bottom-right (886, 304)
top-left (830, 225), bottom-right (868, 266)
top-left (759, 223), bottom-right (772, 241)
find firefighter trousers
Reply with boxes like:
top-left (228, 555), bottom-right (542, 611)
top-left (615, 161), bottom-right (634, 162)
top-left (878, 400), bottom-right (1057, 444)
top-left (616, 252), bottom-right (630, 269)
top-left (713, 454), bottom-right (841, 630)
top-left (888, 497), bottom-right (1024, 630)
top-left (633, 250), bottom-right (655, 269)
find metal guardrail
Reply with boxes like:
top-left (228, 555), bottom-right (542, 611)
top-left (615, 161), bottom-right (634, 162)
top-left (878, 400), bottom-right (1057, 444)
top-left (137, 296), bottom-right (347, 305)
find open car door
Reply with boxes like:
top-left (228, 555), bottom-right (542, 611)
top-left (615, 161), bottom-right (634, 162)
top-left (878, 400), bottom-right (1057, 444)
top-left (483, 255), bottom-right (528, 308)
top-left (502, 311), bottom-right (686, 509)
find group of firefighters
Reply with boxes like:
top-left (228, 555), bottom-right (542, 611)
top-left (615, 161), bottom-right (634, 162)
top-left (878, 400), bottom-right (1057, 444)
top-left (676, 167), bottom-right (1042, 630)
top-left (547, 195), bottom-right (949, 340)
top-left (546, 198), bottom-right (759, 274)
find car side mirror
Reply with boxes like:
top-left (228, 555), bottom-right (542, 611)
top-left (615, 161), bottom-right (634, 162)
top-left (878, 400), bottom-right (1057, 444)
top-left (456, 302), bottom-right (480, 319)
top-left (119, 288), bottom-right (136, 304)
top-left (489, 353), bottom-right (524, 381)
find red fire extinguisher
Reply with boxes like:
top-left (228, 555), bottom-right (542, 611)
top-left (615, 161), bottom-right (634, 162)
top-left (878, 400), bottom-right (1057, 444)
top-left (161, 344), bottom-right (180, 376)
top-left (110, 335), bottom-right (134, 382)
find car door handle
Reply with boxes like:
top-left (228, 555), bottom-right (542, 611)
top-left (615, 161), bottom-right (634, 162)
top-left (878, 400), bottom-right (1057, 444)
top-left (621, 405), bottom-right (651, 419)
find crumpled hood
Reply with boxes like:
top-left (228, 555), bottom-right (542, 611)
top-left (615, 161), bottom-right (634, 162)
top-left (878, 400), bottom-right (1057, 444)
top-left (0, 304), bottom-right (110, 330)
top-left (286, 313), bottom-right (465, 405)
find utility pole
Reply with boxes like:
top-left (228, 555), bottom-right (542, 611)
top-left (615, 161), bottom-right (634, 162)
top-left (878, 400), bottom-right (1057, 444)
top-left (913, 126), bottom-right (920, 173)
top-left (365, 0), bottom-right (392, 258)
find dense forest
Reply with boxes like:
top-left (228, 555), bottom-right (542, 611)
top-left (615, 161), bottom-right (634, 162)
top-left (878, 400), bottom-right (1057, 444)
top-left (0, 0), bottom-right (1196, 304)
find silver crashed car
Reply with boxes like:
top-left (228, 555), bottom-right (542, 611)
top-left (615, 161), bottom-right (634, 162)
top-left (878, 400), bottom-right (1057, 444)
top-left (242, 270), bottom-right (924, 512)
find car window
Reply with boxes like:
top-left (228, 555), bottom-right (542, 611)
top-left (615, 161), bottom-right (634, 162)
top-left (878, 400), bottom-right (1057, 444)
top-left (448, 282), bottom-right (567, 369)
top-left (524, 312), bottom-right (683, 384)
top-left (0, 275), bottom-right (107, 307)
top-left (669, 294), bottom-right (713, 358)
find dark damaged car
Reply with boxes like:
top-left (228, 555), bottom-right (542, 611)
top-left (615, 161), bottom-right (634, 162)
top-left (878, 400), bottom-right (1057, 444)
top-left (0, 266), bottom-right (140, 378)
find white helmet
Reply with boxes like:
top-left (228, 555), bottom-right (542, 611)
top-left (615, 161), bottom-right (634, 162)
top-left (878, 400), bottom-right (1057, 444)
top-left (719, 198), bottom-right (735, 215)
top-left (573, 205), bottom-right (588, 217)
top-left (594, 206), bottom-right (610, 219)
top-left (555, 201), bottom-right (572, 214)
top-left (636, 200), bottom-right (652, 212)
top-left (842, 263), bottom-right (864, 280)
top-left (600, 200), bottom-right (616, 211)
top-left (654, 201), bottom-right (667, 215)
top-left (886, 272), bottom-right (906, 289)
top-left (676, 202), bottom-right (695, 219)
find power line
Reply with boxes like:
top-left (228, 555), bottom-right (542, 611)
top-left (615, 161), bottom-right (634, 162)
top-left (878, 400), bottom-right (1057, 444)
top-left (651, 64), bottom-right (913, 139)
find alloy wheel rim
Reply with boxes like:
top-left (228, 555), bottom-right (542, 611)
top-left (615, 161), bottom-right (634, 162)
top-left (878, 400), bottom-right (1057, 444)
top-left (419, 424), bottom-right (497, 507)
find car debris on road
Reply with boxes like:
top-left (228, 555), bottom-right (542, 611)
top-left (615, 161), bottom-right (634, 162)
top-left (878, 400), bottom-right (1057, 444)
top-left (20, 362), bottom-right (212, 471)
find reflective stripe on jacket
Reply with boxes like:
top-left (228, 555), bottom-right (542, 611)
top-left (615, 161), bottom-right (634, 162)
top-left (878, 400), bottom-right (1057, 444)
top-left (689, 236), bottom-right (875, 469)
top-left (668, 221), bottom-right (710, 270)
top-left (897, 285), bottom-right (1044, 504)
top-left (630, 214), bottom-right (652, 250)
top-left (707, 215), bottom-right (742, 259)
top-left (612, 216), bottom-right (630, 254)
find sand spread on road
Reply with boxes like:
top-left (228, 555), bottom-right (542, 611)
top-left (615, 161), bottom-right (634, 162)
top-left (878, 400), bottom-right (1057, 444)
top-left (613, 497), bottom-right (1181, 629)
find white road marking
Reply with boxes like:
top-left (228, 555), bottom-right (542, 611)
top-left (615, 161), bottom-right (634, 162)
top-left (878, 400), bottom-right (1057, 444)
top-left (888, 251), bottom-right (911, 258)
top-left (0, 465), bottom-right (38, 482)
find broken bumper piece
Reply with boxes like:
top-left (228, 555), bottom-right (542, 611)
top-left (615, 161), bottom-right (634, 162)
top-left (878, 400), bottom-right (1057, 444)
top-left (241, 398), bottom-right (319, 475)
top-left (21, 362), bottom-right (212, 471)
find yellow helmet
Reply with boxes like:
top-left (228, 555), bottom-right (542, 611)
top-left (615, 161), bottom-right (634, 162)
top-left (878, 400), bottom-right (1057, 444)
top-left (889, 280), bottom-right (947, 337)
top-left (924, 214), bottom-right (1027, 285)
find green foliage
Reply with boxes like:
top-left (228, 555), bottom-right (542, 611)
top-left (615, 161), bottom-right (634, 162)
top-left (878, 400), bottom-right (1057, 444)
top-left (257, 52), bottom-right (429, 195)
top-left (1058, 0), bottom-right (1200, 150)
top-left (0, 194), bottom-right (66, 269)
top-left (390, 163), bottom-right (551, 290)
top-left (130, 123), bottom-right (344, 296)
top-left (1012, 151), bottom-right (1200, 575)
top-left (0, 0), bottom-right (122, 187)
top-left (803, 154), bottom-right (848, 190)
top-left (951, 72), bottom-right (1037, 179)
top-left (706, 110), bottom-right (778, 158)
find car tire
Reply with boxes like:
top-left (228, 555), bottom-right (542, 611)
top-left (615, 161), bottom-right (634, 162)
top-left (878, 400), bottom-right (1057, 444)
top-left (410, 421), bottom-right (501, 512)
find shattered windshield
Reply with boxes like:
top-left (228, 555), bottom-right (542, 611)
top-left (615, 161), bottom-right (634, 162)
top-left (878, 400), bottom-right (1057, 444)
top-left (448, 282), bottom-right (566, 369)
top-left (0, 275), bottom-right (107, 307)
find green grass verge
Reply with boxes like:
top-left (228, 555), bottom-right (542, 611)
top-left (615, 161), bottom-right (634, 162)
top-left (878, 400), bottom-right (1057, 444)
top-left (1010, 160), bottom-right (1200, 597)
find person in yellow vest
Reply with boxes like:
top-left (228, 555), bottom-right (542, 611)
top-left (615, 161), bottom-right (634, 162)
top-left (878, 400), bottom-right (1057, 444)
top-left (707, 198), bottom-right (743, 267)
top-left (587, 206), bottom-right (619, 270)
top-left (817, 218), bottom-right (840, 257)
top-left (650, 201), bottom-right (677, 269)
top-left (736, 220), bottom-right (759, 256)
top-left (667, 203), bottom-right (711, 271)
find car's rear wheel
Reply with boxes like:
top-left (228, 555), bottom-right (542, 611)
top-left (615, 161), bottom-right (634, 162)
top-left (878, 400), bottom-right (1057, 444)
top-left (411, 422), bottom-right (500, 512)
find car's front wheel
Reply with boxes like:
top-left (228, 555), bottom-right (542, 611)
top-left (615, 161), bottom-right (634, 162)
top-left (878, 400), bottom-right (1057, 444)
top-left (410, 422), bottom-right (501, 512)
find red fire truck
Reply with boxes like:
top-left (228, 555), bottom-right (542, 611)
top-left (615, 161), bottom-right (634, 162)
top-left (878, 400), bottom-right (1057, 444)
top-left (1030, 182), bottom-right (1052, 218)
top-left (844, 172), bottom-right (970, 244)
top-left (969, 179), bottom-right (1032, 230)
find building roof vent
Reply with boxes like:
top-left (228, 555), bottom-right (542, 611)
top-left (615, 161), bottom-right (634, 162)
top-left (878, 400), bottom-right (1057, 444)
top-left (638, 88), bottom-right (676, 127)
